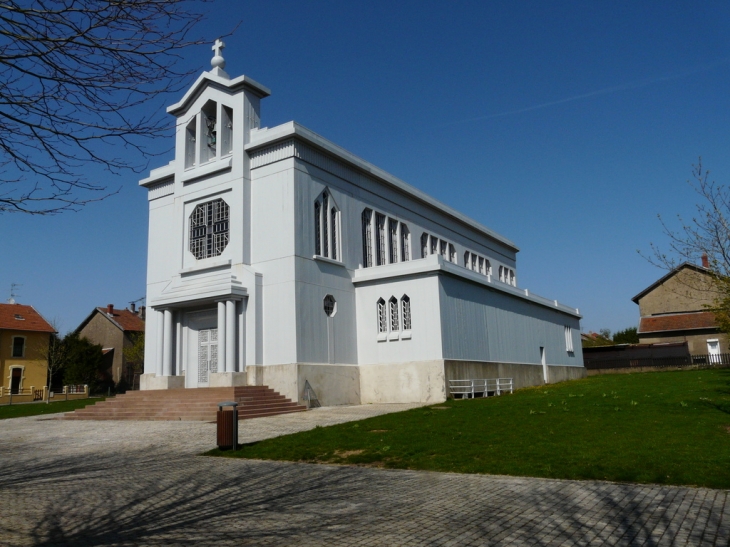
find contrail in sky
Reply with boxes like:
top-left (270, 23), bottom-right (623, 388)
top-left (445, 58), bottom-right (730, 125)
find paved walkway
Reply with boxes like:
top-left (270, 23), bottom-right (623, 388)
top-left (0, 404), bottom-right (728, 546)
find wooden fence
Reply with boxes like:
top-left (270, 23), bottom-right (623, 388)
top-left (584, 353), bottom-right (730, 371)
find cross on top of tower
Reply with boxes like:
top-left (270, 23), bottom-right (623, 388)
top-left (211, 39), bottom-right (226, 70)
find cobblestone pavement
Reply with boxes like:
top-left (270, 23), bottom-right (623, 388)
top-left (0, 404), bottom-right (728, 546)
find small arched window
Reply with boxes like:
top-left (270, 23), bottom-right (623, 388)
top-left (421, 233), bottom-right (429, 259)
top-left (485, 259), bottom-right (491, 276)
top-left (449, 244), bottom-right (456, 263)
top-left (389, 297), bottom-right (399, 331)
top-left (464, 251), bottom-right (470, 269)
top-left (389, 219), bottom-right (399, 264)
top-left (510, 269), bottom-right (516, 286)
top-left (401, 295), bottom-right (411, 330)
top-left (400, 224), bottom-right (410, 261)
top-left (377, 298), bottom-right (387, 333)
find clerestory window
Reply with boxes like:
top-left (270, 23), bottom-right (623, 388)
top-left (189, 198), bottom-right (230, 260)
top-left (362, 209), bottom-right (373, 267)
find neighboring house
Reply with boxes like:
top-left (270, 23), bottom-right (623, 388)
top-left (137, 42), bottom-right (585, 406)
top-left (0, 302), bottom-right (55, 395)
top-left (76, 304), bottom-right (145, 387)
top-left (632, 256), bottom-right (726, 358)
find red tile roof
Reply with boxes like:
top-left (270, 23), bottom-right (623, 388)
top-left (95, 307), bottom-right (145, 332)
top-left (638, 311), bottom-right (718, 334)
top-left (0, 303), bottom-right (55, 333)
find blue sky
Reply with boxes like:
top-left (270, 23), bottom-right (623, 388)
top-left (3, 1), bottom-right (730, 335)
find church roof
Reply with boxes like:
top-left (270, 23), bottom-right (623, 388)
top-left (246, 122), bottom-right (520, 252)
top-left (0, 303), bottom-right (55, 333)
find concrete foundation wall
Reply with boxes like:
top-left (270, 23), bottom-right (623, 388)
top-left (444, 360), bottom-right (586, 391)
top-left (359, 360), bottom-right (446, 404)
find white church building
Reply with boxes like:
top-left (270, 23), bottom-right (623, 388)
top-left (139, 42), bottom-right (585, 405)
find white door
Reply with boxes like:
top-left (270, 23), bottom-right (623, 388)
top-left (198, 328), bottom-right (218, 386)
top-left (707, 339), bottom-right (721, 364)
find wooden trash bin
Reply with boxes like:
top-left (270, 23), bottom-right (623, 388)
top-left (216, 401), bottom-right (239, 450)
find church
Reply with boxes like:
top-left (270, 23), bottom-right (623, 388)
top-left (139, 41), bottom-right (585, 406)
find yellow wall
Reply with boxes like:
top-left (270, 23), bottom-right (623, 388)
top-left (0, 330), bottom-right (50, 391)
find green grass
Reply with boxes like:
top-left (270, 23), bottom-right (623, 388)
top-left (0, 397), bottom-right (104, 419)
top-left (209, 369), bottom-right (730, 488)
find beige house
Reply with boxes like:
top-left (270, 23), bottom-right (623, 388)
top-left (76, 304), bottom-right (145, 387)
top-left (0, 302), bottom-right (55, 399)
top-left (632, 257), bottom-right (727, 357)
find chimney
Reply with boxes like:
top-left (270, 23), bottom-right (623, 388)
top-left (130, 302), bottom-right (136, 313)
top-left (702, 253), bottom-right (709, 268)
top-left (107, 304), bottom-right (114, 314)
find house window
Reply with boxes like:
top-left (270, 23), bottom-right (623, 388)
top-left (11, 337), bottom-right (24, 358)
top-left (189, 198), bottom-right (230, 260)
top-left (402, 295), bottom-right (411, 330)
top-left (362, 209), bottom-right (373, 267)
top-left (389, 297), bottom-right (399, 331)
top-left (401, 224), bottom-right (410, 261)
top-left (389, 219), bottom-right (399, 263)
top-left (565, 326), bottom-right (574, 353)
top-left (421, 233), bottom-right (429, 259)
top-left (376, 214), bottom-right (386, 265)
top-left (323, 295), bottom-right (337, 317)
top-left (449, 244), bottom-right (456, 263)
top-left (377, 298), bottom-right (387, 333)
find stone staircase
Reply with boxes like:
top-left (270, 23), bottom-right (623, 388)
top-left (62, 386), bottom-right (308, 421)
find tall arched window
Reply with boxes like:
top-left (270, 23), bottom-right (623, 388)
top-left (389, 297), bottom-right (399, 331)
top-left (510, 269), bottom-right (516, 286)
top-left (331, 207), bottom-right (338, 261)
top-left (421, 233), bottom-right (429, 258)
top-left (362, 209), bottom-right (373, 267)
top-left (401, 295), bottom-right (411, 330)
top-left (377, 298), bottom-right (387, 333)
top-left (401, 224), bottom-right (410, 261)
top-left (322, 192), bottom-right (329, 258)
top-left (314, 200), bottom-right (321, 256)
top-left (464, 251), bottom-right (470, 268)
top-left (430, 236), bottom-right (438, 255)
top-left (485, 259), bottom-right (491, 277)
top-left (315, 190), bottom-right (340, 260)
top-left (449, 244), bottom-right (456, 263)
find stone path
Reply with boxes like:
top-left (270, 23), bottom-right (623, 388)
top-left (0, 403), bottom-right (728, 546)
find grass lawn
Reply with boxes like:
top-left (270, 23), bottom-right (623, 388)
top-left (209, 369), bottom-right (730, 488)
top-left (0, 397), bottom-right (104, 420)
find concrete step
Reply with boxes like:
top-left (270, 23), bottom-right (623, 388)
top-left (63, 385), bottom-right (308, 421)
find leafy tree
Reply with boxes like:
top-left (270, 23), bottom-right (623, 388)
top-left (121, 332), bottom-right (144, 391)
top-left (63, 333), bottom-right (104, 394)
top-left (0, 0), bottom-right (213, 214)
top-left (612, 327), bottom-right (639, 345)
top-left (581, 331), bottom-right (613, 348)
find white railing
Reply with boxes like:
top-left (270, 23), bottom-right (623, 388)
top-left (449, 378), bottom-right (513, 399)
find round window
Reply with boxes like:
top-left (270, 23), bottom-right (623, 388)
top-left (323, 295), bottom-right (336, 317)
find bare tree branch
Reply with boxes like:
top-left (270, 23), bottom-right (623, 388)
top-left (0, 0), bottom-right (218, 214)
